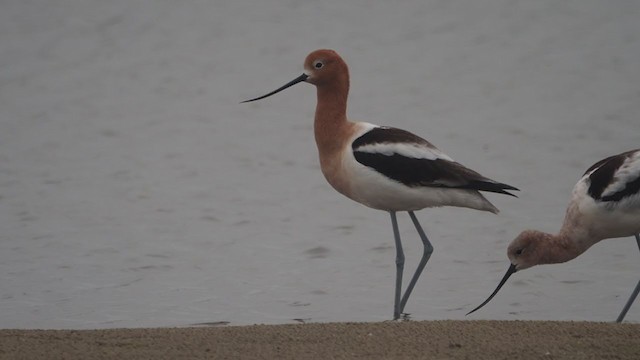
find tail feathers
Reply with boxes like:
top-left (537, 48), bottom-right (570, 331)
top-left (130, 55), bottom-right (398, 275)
top-left (459, 181), bottom-right (519, 197)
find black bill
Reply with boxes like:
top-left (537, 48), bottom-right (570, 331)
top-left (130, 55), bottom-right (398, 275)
top-left (241, 73), bottom-right (309, 103)
top-left (466, 263), bottom-right (518, 316)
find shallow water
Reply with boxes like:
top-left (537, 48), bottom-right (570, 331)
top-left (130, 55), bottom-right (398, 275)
top-left (1, 0), bottom-right (639, 329)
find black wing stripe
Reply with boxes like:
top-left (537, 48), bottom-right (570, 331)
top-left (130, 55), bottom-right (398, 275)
top-left (601, 176), bottom-right (640, 202)
top-left (353, 151), bottom-right (518, 196)
top-left (587, 150), bottom-right (639, 202)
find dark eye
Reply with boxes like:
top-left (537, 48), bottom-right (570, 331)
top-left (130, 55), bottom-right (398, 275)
top-left (314, 61), bottom-right (324, 69)
top-left (515, 248), bottom-right (524, 256)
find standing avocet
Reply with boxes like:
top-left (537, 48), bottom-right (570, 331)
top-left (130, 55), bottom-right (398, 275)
top-left (243, 49), bottom-right (518, 320)
top-left (467, 149), bottom-right (640, 322)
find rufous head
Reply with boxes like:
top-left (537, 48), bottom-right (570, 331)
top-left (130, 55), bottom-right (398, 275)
top-left (507, 229), bottom-right (548, 271)
top-left (302, 49), bottom-right (349, 87)
top-left (241, 49), bottom-right (348, 103)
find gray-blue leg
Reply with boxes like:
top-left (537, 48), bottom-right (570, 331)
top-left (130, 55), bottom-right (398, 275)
top-left (615, 233), bottom-right (640, 323)
top-left (398, 211), bottom-right (434, 315)
top-left (389, 211), bottom-right (404, 320)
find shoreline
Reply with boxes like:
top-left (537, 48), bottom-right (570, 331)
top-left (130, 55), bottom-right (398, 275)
top-left (2, 320), bottom-right (639, 359)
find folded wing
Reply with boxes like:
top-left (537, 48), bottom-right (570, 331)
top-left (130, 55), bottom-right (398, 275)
top-left (352, 126), bottom-right (518, 196)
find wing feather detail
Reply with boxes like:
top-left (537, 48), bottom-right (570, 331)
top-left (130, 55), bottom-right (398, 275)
top-left (352, 127), bottom-right (518, 196)
top-left (587, 149), bottom-right (640, 202)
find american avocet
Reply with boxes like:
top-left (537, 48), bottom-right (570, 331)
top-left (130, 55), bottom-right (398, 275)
top-left (243, 49), bottom-right (518, 320)
top-left (467, 149), bottom-right (640, 322)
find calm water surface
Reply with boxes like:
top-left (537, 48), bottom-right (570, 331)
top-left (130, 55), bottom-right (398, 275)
top-left (1, 0), bottom-right (639, 329)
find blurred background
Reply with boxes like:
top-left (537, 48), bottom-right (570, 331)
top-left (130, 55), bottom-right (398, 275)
top-left (1, 0), bottom-right (638, 329)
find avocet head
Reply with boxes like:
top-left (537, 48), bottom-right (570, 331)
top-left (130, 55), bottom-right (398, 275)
top-left (508, 230), bottom-right (548, 271)
top-left (241, 49), bottom-right (348, 103)
top-left (302, 49), bottom-right (348, 86)
top-left (466, 230), bottom-right (547, 316)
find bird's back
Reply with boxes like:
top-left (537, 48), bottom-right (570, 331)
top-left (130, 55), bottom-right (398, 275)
top-left (332, 123), bottom-right (518, 212)
top-left (569, 149), bottom-right (640, 240)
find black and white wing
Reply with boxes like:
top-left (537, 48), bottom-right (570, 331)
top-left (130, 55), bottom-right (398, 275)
top-left (585, 149), bottom-right (640, 204)
top-left (351, 126), bottom-right (518, 196)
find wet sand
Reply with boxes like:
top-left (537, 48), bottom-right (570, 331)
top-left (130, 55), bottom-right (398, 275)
top-left (2, 320), bottom-right (639, 359)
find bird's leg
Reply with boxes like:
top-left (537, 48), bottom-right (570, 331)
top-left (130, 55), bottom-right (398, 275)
top-left (615, 233), bottom-right (640, 323)
top-left (389, 211), bottom-right (404, 320)
top-left (397, 211), bottom-right (434, 316)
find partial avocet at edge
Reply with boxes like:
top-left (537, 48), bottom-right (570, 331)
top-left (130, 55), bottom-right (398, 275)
top-left (243, 49), bottom-right (518, 320)
top-left (467, 149), bottom-right (640, 322)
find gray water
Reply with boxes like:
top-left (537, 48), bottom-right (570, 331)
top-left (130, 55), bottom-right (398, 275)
top-left (1, 0), bottom-right (639, 329)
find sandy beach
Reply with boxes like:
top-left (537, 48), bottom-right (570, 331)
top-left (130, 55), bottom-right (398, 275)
top-left (2, 320), bottom-right (639, 359)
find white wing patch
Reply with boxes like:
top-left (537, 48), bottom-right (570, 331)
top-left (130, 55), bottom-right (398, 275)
top-left (354, 141), bottom-right (454, 162)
